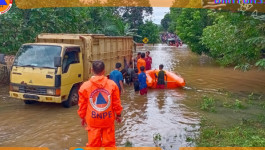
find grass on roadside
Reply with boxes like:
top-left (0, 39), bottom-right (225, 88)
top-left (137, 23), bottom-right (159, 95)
top-left (200, 96), bottom-right (216, 112)
top-left (196, 116), bottom-right (265, 147)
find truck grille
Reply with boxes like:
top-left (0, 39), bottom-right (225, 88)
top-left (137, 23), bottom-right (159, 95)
top-left (19, 86), bottom-right (47, 95)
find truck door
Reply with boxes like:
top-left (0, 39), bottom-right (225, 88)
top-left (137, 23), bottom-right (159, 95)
top-left (61, 47), bottom-right (83, 98)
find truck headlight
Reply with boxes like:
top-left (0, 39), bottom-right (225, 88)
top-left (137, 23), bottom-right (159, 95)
top-left (47, 89), bottom-right (55, 95)
top-left (10, 85), bottom-right (19, 92)
top-left (47, 88), bottom-right (60, 96)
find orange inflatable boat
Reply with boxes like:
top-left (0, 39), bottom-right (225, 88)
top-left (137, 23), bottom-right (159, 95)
top-left (146, 70), bottom-right (185, 89)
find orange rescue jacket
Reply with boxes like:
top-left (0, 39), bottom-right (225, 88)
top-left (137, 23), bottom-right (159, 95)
top-left (78, 75), bottom-right (123, 128)
top-left (137, 58), bottom-right (146, 73)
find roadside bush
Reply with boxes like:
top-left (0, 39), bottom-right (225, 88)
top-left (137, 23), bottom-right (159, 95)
top-left (201, 12), bottom-right (261, 68)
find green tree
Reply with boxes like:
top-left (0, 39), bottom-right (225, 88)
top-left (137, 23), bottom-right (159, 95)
top-left (120, 7), bottom-right (153, 29)
top-left (247, 23), bottom-right (265, 70)
top-left (107, 0), bottom-right (153, 29)
top-left (137, 21), bottom-right (160, 44)
top-left (201, 11), bottom-right (262, 69)
top-left (168, 7), bottom-right (182, 33)
top-left (0, 3), bottom-right (94, 54)
top-left (161, 13), bottom-right (171, 31)
top-left (163, 4), bottom-right (265, 70)
top-left (0, 3), bottom-right (127, 54)
top-left (176, 8), bottom-right (212, 54)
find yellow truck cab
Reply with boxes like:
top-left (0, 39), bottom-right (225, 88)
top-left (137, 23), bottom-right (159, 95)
top-left (9, 34), bottom-right (133, 108)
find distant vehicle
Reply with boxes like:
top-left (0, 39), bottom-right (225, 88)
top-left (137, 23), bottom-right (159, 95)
top-left (176, 39), bottom-right (183, 47)
top-left (167, 38), bottom-right (176, 46)
top-left (167, 38), bottom-right (182, 47)
top-left (7, 33), bottom-right (134, 108)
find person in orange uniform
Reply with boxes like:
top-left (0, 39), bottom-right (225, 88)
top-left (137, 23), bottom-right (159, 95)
top-left (78, 61), bottom-right (123, 147)
top-left (137, 53), bottom-right (146, 73)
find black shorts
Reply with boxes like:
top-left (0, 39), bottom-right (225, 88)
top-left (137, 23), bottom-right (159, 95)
top-left (134, 81), bottom-right (140, 91)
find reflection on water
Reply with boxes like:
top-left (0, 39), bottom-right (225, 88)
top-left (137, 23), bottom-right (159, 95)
top-left (0, 44), bottom-right (265, 150)
top-left (117, 88), bottom-right (199, 149)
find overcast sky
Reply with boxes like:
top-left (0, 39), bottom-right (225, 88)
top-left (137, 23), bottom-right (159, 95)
top-left (147, 7), bottom-right (170, 25)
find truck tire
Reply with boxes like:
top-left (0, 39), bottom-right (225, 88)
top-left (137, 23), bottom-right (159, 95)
top-left (62, 86), bottom-right (79, 108)
top-left (24, 100), bottom-right (36, 104)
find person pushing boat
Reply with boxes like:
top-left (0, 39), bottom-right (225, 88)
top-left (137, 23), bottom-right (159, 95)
top-left (155, 64), bottom-right (168, 89)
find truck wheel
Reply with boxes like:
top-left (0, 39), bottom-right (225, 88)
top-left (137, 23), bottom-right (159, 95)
top-left (24, 100), bottom-right (36, 104)
top-left (62, 87), bottom-right (79, 108)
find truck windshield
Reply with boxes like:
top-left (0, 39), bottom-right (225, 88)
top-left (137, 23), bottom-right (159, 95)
top-left (13, 45), bottom-right (61, 68)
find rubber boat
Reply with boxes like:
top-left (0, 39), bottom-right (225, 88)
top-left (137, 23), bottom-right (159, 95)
top-left (146, 70), bottom-right (185, 89)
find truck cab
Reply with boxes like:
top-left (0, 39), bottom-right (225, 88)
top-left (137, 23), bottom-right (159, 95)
top-left (10, 43), bottom-right (83, 108)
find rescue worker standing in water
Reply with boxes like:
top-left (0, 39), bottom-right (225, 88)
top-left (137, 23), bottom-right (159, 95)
top-left (137, 53), bottom-right (146, 73)
top-left (78, 61), bottom-right (123, 147)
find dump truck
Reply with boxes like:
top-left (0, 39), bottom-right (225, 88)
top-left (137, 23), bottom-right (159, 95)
top-left (6, 34), bottom-right (133, 108)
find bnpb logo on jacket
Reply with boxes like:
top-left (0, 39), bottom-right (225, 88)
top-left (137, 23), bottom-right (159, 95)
top-left (90, 89), bottom-right (112, 119)
top-left (0, 0), bottom-right (12, 15)
top-left (90, 89), bottom-right (111, 112)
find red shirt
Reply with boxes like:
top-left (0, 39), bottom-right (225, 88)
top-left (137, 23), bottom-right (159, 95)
top-left (145, 56), bottom-right (152, 70)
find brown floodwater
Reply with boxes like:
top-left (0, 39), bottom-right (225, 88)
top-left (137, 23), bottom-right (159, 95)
top-left (0, 44), bottom-right (265, 150)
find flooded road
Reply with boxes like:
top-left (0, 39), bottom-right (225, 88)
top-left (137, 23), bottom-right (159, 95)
top-left (0, 44), bottom-right (265, 150)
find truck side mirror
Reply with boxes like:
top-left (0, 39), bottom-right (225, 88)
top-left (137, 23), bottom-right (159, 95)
top-left (54, 56), bottom-right (62, 67)
top-left (0, 54), bottom-right (5, 64)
